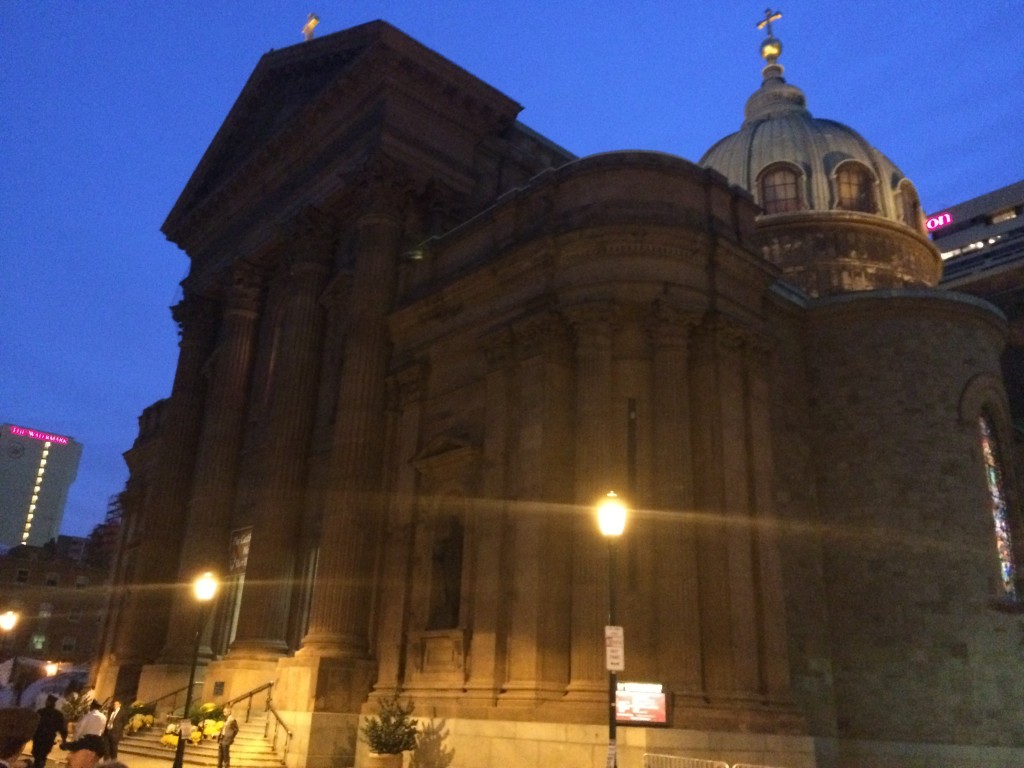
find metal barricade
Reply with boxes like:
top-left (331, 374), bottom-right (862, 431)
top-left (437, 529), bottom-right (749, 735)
top-left (642, 755), bottom-right (731, 768)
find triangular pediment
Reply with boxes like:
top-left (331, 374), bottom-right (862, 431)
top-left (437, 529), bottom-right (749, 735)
top-left (162, 20), bottom-right (524, 250)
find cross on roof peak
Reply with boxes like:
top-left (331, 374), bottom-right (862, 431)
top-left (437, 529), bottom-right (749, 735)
top-left (757, 8), bottom-right (782, 37)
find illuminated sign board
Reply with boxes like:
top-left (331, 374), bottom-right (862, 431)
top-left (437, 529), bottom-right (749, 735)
top-left (926, 212), bottom-right (952, 231)
top-left (8, 425), bottom-right (70, 445)
top-left (615, 682), bottom-right (667, 726)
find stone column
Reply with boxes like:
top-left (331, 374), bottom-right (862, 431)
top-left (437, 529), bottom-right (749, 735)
top-left (500, 314), bottom-right (575, 705)
top-left (229, 215), bottom-right (333, 659)
top-left (373, 362), bottom-right (430, 689)
top-left (460, 331), bottom-right (512, 704)
top-left (300, 202), bottom-right (403, 657)
top-left (158, 262), bottom-right (263, 664)
top-left (113, 293), bottom-right (217, 673)
top-left (647, 304), bottom-right (704, 695)
top-left (565, 303), bottom-right (617, 700)
top-left (689, 316), bottom-right (760, 700)
top-left (743, 335), bottom-right (794, 703)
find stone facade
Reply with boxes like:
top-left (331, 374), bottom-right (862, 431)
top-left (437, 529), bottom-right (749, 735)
top-left (93, 21), bottom-right (1024, 768)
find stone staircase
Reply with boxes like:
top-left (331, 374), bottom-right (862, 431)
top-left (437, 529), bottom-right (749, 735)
top-left (118, 716), bottom-right (284, 768)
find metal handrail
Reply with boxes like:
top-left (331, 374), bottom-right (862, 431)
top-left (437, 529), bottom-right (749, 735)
top-left (265, 701), bottom-right (293, 764)
top-left (221, 681), bottom-right (292, 763)
top-left (224, 680), bottom-right (273, 723)
top-left (140, 684), bottom-right (201, 719)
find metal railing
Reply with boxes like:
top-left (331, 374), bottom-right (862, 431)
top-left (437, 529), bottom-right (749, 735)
top-left (265, 700), bottom-right (293, 764)
top-left (224, 681), bottom-right (292, 764)
top-left (643, 757), bottom-right (784, 768)
top-left (140, 683), bottom-right (201, 720)
top-left (643, 756), bottom-right (729, 768)
top-left (225, 681), bottom-right (273, 724)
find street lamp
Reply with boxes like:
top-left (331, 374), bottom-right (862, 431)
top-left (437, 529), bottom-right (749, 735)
top-left (0, 610), bottom-right (18, 659)
top-left (171, 571), bottom-right (219, 768)
top-left (0, 610), bottom-right (17, 633)
top-left (597, 491), bottom-right (627, 768)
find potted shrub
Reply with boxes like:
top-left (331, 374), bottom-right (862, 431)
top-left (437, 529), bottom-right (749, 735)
top-left (360, 694), bottom-right (418, 768)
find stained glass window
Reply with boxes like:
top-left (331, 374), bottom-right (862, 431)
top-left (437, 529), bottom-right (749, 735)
top-left (979, 413), bottom-right (1020, 601)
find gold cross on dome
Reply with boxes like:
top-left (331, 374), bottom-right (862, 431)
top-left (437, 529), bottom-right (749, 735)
top-left (757, 8), bottom-right (782, 36)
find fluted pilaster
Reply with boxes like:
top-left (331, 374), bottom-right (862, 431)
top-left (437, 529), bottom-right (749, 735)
top-left (230, 212), bottom-right (334, 658)
top-left (565, 302), bottom-right (617, 698)
top-left (112, 293), bottom-right (218, 666)
top-left (646, 303), bottom-right (704, 693)
top-left (158, 263), bottom-right (263, 663)
top-left (301, 200), bottom-right (404, 657)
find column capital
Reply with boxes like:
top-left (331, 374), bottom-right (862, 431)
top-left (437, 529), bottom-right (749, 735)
top-left (563, 301), bottom-right (619, 350)
top-left (646, 301), bottom-right (702, 346)
top-left (225, 261), bottom-right (264, 314)
top-left (352, 156), bottom-right (415, 223)
top-left (171, 292), bottom-right (219, 344)
top-left (513, 312), bottom-right (571, 361)
top-left (283, 206), bottom-right (337, 272)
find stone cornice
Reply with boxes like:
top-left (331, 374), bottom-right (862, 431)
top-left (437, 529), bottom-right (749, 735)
top-left (163, 22), bottom-right (521, 261)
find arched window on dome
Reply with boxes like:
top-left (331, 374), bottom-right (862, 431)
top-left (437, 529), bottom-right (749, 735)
top-left (757, 163), bottom-right (804, 214)
top-left (978, 411), bottom-right (1021, 602)
top-left (834, 162), bottom-right (877, 213)
top-left (898, 180), bottom-right (923, 232)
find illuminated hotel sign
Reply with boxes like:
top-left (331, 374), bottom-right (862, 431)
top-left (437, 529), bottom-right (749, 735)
top-left (926, 212), bottom-right (952, 231)
top-left (8, 425), bottom-right (70, 445)
top-left (615, 682), bottom-right (667, 726)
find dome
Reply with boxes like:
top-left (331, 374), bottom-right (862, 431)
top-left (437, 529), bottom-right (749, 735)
top-left (700, 51), bottom-right (924, 232)
top-left (698, 13), bottom-right (940, 297)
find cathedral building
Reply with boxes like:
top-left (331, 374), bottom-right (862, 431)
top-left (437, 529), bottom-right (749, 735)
top-left (94, 17), bottom-right (1024, 768)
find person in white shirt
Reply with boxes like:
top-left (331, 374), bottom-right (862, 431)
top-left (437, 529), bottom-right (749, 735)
top-left (73, 702), bottom-right (106, 738)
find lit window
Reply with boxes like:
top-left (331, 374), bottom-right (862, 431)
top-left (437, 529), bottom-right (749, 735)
top-left (31, 633), bottom-right (46, 650)
top-left (991, 208), bottom-right (1018, 224)
top-left (39, 459), bottom-right (47, 467)
top-left (39, 602), bottom-right (53, 618)
top-left (835, 163), bottom-right (877, 212)
top-left (758, 164), bottom-right (804, 214)
top-left (979, 413), bottom-right (1020, 601)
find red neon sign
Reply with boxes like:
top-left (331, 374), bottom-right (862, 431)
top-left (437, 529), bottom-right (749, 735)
top-left (926, 212), bottom-right (952, 231)
top-left (8, 425), bottom-right (70, 445)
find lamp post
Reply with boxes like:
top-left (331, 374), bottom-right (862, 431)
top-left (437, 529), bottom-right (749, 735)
top-left (597, 491), bottom-right (628, 768)
top-left (0, 610), bottom-right (18, 659)
top-left (172, 572), bottom-right (219, 768)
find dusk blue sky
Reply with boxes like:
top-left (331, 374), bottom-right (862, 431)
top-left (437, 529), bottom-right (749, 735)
top-left (1, 2), bottom-right (1021, 537)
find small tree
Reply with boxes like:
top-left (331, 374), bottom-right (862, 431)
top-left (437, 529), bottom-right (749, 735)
top-left (410, 719), bottom-right (454, 768)
top-left (360, 694), bottom-right (418, 755)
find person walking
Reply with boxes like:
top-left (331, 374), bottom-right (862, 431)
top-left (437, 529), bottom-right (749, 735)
top-left (103, 701), bottom-right (126, 759)
top-left (216, 707), bottom-right (238, 768)
top-left (72, 702), bottom-right (105, 739)
top-left (31, 696), bottom-right (66, 768)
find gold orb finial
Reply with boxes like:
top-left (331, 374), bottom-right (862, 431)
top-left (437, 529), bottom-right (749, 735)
top-left (757, 8), bottom-right (783, 64)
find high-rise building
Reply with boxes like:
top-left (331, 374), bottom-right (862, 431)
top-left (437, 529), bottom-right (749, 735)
top-left (94, 18), bottom-right (1024, 768)
top-left (0, 424), bottom-right (83, 549)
